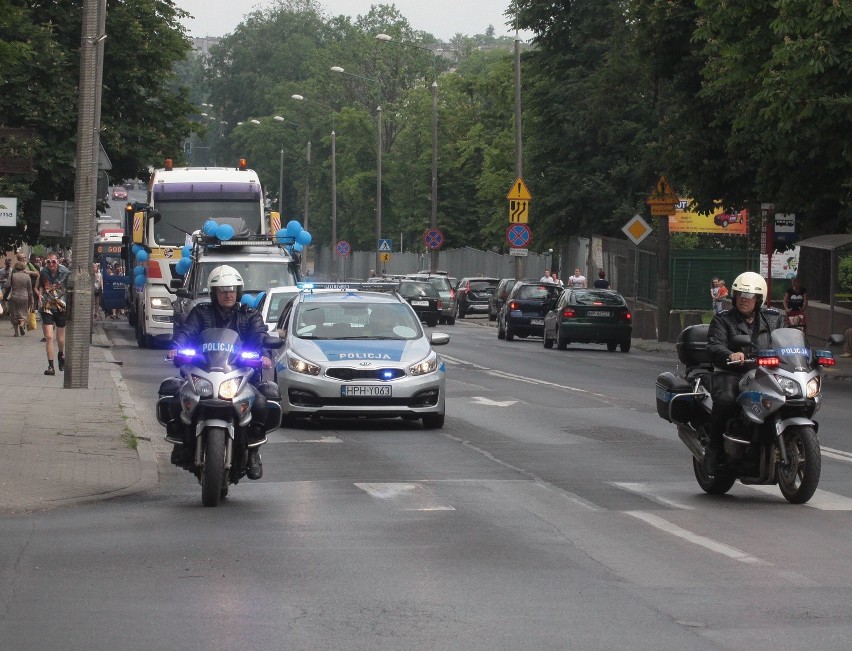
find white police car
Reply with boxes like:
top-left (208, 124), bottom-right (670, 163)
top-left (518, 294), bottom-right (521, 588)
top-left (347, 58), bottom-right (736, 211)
top-left (274, 283), bottom-right (449, 428)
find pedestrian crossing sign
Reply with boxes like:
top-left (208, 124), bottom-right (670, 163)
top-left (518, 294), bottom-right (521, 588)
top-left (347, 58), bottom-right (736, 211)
top-left (378, 239), bottom-right (392, 252)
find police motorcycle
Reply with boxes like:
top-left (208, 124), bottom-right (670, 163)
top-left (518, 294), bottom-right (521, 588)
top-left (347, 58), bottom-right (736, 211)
top-left (157, 328), bottom-right (284, 507)
top-left (656, 324), bottom-right (840, 504)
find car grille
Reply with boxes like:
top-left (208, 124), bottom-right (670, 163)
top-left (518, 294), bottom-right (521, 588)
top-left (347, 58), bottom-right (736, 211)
top-left (326, 368), bottom-right (407, 381)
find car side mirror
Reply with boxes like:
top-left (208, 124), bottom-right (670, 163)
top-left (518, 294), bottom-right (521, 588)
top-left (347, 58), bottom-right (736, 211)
top-left (828, 333), bottom-right (845, 346)
top-left (170, 278), bottom-right (184, 289)
top-left (175, 288), bottom-right (190, 298)
top-left (430, 332), bottom-right (450, 346)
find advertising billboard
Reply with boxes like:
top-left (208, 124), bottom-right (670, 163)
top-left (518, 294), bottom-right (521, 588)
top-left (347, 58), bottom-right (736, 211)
top-left (669, 199), bottom-right (748, 235)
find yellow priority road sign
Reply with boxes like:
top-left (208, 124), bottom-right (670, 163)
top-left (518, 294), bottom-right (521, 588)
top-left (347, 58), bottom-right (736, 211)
top-left (506, 177), bottom-right (532, 201)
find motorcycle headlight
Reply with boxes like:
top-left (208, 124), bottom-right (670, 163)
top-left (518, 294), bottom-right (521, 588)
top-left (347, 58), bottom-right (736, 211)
top-left (806, 377), bottom-right (821, 399)
top-left (409, 352), bottom-right (438, 376)
top-left (287, 352), bottom-right (320, 376)
top-left (191, 374), bottom-right (214, 398)
top-left (774, 375), bottom-right (801, 398)
top-left (150, 297), bottom-right (172, 310)
top-left (219, 378), bottom-right (242, 400)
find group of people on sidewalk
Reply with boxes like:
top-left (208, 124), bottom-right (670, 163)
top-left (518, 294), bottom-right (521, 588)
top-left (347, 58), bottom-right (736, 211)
top-left (538, 268), bottom-right (611, 289)
top-left (2, 251), bottom-right (69, 375)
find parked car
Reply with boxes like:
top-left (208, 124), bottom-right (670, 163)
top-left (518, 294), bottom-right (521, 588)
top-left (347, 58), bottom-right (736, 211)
top-left (497, 282), bottom-right (563, 341)
top-left (455, 277), bottom-right (499, 318)
top-left (112, 187), bottom-right (128, 200)
top-left (542, 288), bottom-right (632, 352)
top-left (398, 280), bottom-right (443, 327)
top-left (407, 274), bottom-right (456, 325)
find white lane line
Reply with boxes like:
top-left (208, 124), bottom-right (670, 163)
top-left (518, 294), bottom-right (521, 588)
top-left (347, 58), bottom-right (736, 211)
top-left (470, 397), bottom-right (518, 407)
top-left (626, 511), bottom-right (769, 565)
top-left (612, 482), bottom-right (695, 510)
top-left (822, 446), bottom-right (852, 463)
top-left (355, 482), bottom-right (455, 511)
top-left (440, 354), bottom-right (489, 370)
top-left (275, 435), bottom-right (342, 443)
top-left (742, 484), bottom-right (852, 510)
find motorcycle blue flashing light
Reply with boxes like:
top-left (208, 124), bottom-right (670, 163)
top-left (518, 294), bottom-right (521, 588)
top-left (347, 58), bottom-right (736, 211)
top-left (240, 350), bottom-right (263, 367)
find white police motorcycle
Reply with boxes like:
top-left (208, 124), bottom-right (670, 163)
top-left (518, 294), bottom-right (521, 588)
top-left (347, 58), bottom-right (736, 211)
top-left (157, 328), bottom-right (283, 507)
top-left (657, 325), bottom-right (841, 504)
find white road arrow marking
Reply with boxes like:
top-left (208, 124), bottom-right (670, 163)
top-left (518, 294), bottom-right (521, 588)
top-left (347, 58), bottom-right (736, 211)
top-left (470, 396), bottom-right (518, 407)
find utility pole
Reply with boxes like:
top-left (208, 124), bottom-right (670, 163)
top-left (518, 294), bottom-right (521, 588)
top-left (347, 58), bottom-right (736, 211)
top-left (513, 34), bottom-right (523, 282)
top-left (66, 0), bottom-right (101, 389)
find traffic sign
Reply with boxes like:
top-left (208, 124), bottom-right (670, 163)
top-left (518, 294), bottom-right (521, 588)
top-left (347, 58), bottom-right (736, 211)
top-left (646, 175), bottom-right (678, 205)
top-left (378, 239), bottom-right (392, 252)
top-left (423, 227), bottom-right (444, 250)
top-left (509, 248), bottom-right (528, 256)
top-left (650, 203), bottom-right (677, 217)
top-left (622, 214), bottom-right (652, 245)
top-left (506, 177), bottom-right (532, 200)
top-left (506, 223), bottom-right (532, 248)
top-left (336, 240), bottom-right (351, 256)
top-left (379, 252), bottom-right (391, 263)
top-left (509, 199), bottom-right (529, 224)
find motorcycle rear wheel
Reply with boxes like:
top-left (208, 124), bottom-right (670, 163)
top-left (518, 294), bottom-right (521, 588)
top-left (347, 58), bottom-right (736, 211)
top-left (778, 425), bottom-right (821, 504)
top-left (201, 427), bottom-right (227, 507)
top-left (692, 457), bottom-right (736, 495)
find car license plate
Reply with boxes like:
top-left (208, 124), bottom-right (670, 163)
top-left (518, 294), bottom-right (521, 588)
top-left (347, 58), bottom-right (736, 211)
top-left (411, 300), bottom-right (429, 306)
top-left (587, 310), bottom-right (611, 317)
top-left (530, 319), bottom-right (544, 326)
top-left (341, 385), bottom-right (392, 397)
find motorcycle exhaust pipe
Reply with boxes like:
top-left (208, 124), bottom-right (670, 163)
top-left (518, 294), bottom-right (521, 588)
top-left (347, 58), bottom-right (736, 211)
top-left (677, 426), bottom-right (705, 462)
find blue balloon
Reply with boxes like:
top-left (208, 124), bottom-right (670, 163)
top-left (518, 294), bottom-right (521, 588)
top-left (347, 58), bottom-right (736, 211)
top-left (286, 220), bottom-right (302, 236)
top-left (180, 245), bottom-right (193, 257)
top-left (296, 230), bottom-right (312, 246)
top-left (203, 219), bottom-right (218, 235)
top-left (216, 223), bottom-right (235, 241)
top-left (135, 250), bottom-right (149, 263)
top-left (253, 291), bottom-right (265, 308)
top-left (293, 242), bottom-right (304, 252)
top-left (275, 228), bottom-right (289, 244)
top-left (133, 265), bottom-right (144, 277)
top-left (134, 274), bottom-right (147, 287)
top-left (240, 294), bottom-right (253, 306)
top-left (175, 258), bottom-right (191, 275)
top-left (131, 244), bottom-right (142, 255)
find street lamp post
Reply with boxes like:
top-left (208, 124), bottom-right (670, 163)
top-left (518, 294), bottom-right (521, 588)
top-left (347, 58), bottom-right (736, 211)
top-left (376, 34), bottom-right (440, 273)
top-left (272, 116), bottom-right (301, 216)
top-left (331, 65), bottom-right (383, 274)
top-left (292, 94), bottom-right (338, 278)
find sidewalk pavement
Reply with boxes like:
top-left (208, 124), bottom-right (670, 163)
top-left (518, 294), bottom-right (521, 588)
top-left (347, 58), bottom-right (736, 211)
top-left (0, 317), bottom-right (157, 515)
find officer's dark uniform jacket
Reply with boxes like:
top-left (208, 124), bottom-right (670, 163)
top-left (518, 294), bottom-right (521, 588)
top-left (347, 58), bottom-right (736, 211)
top-left (707, 306), bottom-right (785, 371)
top-left (172, 302), bottom-right (267, 351)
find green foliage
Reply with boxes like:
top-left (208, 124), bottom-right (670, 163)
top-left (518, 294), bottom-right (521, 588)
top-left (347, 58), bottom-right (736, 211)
top-left (839, 254), bottom-right (852, 292)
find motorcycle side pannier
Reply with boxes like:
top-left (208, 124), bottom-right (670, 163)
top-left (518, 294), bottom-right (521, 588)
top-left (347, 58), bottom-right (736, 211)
top-left (677, 324), bottom-right (712, 367)
top-left (655, 371), bottom-right (693, 423)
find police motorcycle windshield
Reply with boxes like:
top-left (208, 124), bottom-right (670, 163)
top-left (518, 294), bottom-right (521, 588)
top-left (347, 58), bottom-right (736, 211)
top-left (767, 327), bottom-right (812, 370)
top-left (182, 328), bottom-right (243, 371)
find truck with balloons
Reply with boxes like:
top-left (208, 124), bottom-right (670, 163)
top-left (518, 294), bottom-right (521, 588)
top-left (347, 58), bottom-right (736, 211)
top-left (170, 219), bottom-right (309, 334)
top-left (124, 159), bottom-right (295, 348)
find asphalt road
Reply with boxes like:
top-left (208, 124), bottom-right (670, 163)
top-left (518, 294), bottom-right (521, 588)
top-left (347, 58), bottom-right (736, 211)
top-left (2, 318), bottom-right (852, 650)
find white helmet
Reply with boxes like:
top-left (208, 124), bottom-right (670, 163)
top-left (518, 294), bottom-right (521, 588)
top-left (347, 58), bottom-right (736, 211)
top-left (731, 271), bottom-right (767, 303)
top-left (207, 265), bottom-right (243, 300)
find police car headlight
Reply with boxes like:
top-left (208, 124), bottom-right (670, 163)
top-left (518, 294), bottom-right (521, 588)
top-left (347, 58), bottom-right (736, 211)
top-left (150, 297), bottom-right (171, 310)
top-left (806, 377), bottom-right (820, 399)
top-left (409, 352), bottom-right (438, 376)
top-left (219, 378), bottom-right (242, 400)
top-left (774, 375), bottom-right (801, 398)
top-left (191, 375), bottom-right (214, 398)
top-left (287, 352), bottom-right (320, 376)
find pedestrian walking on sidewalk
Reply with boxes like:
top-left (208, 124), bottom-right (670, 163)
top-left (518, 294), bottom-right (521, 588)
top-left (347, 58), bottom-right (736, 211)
top-left (7, 260), bottom-right (34, 336)
top-left (38, 253), bottom-right (69, 375)
top-left (92, 262), bottom-right (103, 321)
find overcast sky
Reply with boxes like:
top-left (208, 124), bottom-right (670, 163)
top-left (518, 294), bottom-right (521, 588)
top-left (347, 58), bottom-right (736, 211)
top-left (174, 0), bottom-right (530, 42)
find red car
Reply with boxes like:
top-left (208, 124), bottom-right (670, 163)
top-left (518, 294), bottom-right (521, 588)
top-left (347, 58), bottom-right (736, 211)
top-left (112, 187), bottom-right (128, 200)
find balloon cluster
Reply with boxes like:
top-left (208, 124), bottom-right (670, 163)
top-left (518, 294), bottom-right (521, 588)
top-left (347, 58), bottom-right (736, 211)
top-left (240, 290), bottom-right (266, 310)
top-left (203, 218), bottom-right (235, 242)
top-left (131, 244), bottom-right (149, 289)
top-left (175, 243), bottom-right (193, 276)
top-left (274, 220), bottom-right (312, 254)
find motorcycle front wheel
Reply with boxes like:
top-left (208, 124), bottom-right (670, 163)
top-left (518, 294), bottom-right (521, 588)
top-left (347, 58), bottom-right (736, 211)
top-left (778, 425), bottom-right (821, 504)
top-left (201, 427), bottom-right (227, 507)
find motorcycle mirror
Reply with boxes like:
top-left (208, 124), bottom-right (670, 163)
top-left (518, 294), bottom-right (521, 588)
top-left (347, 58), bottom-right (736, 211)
top-left (828, 333), bottom-right (845, 346)
top-left (731, 334), bottom-right (752, 350)
top-left (262, 335), bottom-right (285, 350)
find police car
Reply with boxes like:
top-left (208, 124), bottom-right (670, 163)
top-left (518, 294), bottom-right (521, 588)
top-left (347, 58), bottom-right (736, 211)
top-left (273, 283), bottom-right (449, 428)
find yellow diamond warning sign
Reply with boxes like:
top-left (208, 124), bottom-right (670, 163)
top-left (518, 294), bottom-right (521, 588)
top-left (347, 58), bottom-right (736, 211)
top-left (622, 214), bottom-right (652, 245)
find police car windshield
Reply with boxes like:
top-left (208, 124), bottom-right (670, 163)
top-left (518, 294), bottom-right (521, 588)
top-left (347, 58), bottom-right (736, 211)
top-left (294, 302), bottom-right (420, 340)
